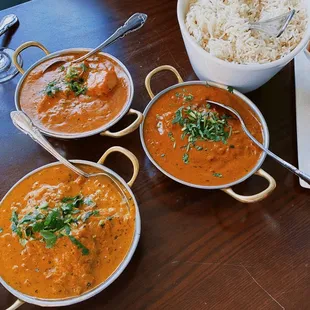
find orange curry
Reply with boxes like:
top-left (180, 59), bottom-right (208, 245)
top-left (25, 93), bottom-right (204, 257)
top-left (143, 85), bottom-right (263, 186)
top-left (0, 164), bottom-right (135, 299)
top-left (19, 53), bottom-right (130, 134)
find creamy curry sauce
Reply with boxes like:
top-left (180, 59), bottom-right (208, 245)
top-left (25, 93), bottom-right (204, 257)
top-left (19, 53), bottom-right (130, 134)
top-left (143, 85), bottom-right (263, 186)
top-left (0, 164), bottom-right (135, 299)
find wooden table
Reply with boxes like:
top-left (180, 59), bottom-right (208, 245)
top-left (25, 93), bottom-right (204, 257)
top-left (1, 0), bottom-right (310, 309)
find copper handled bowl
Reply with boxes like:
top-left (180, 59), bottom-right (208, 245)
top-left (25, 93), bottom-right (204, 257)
top-left (139, 65), bottom-right (276, 203)
top-left (0, 146), bottom-right (141, 308)
top-left (12, 41), bottom-right (143, 139)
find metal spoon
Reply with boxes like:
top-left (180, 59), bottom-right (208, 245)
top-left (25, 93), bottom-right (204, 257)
top-left (0, 14), bottom-right (18, 36)
top-left (43, 12), bottom-right (147, 73)
top-left (207, 100), bottom-right (310, 184)
top-left (10, 111), bottom-right (130, 209)
top-left (249, 9), bottom-right (295, 38)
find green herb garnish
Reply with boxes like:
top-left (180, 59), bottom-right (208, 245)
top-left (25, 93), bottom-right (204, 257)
top-left (172, 107), bottom-right (184, 126)
top-left (183, 153), bottom-right (189, 164)
top-left (11, 211), bottom-right (22, 238)
top-left (65, 66), bottom-right (88, 96)
top-left (9, 195), bottom-right (99, 255)
top-left (168, 132), bottom-right (176, 148)
top-left (0, 227), bottom-right (3, 233)
top-left (40, 230), bottom-right (57, 248)
top-left (227, 86), bottom-right (234, 93)
top-left (82, 210), bottom-right (99, 222)
top-left (80, 63), bottom-right (88, 73)
top-left (213, 172), bottom-right (223, 178)
top-left (44, 80), bottom-right (61, 97)
top-left (172, 106), bottom-right (232, 163)
top-left (66, 80), bottom-right (87, 96)
top-left (68, 235), bottom-right (89, 255)
top-left (184, 94), bottom-right (194, 102)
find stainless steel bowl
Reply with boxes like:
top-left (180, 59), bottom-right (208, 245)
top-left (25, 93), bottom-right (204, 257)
top-left (140, 65), bottom-right (276, 203)
top-left (12, 41), bottom-right (143, 140)
top-left (0, 147), bottom-right (141, 308)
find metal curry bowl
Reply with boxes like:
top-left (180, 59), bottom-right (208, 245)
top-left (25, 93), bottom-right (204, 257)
top-left (12, 41), bottom-right (143, 139)
top-left (140, 65), bottom-right (276, 203)
top-left (0, 146), bottom-right (141, 308)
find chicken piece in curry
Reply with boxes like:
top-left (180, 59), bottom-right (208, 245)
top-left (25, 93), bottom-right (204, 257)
top-left (19, 53), bottom-right (130, 134)
top-left (0, 164), bottom-right (136, 299)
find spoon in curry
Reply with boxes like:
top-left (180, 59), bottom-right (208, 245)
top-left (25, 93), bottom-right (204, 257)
top-left (207, 100), bottom-right (310, 184)
top-left (43, 12), bottom-right (147, 73)
top-left (10, 111), bottom-right (130, 209)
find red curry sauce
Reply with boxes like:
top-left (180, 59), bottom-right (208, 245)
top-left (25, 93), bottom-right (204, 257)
top-left (19, 53), bottom-right (130, 134)
top-left (0, 164), bottom-right (135, 299)
top-left (143, 85), bottom-right (263, 186)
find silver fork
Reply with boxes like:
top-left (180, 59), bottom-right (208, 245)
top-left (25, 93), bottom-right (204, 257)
top-left (249, 9), bottom-right (295, 38)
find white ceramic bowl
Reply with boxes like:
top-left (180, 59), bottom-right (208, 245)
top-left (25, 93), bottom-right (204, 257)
top-left (177, 0), bottom-right (310, 93)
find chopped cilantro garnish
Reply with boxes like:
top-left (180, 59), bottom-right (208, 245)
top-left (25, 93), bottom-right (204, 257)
top-left (227, 86), bottom-right (234, 93)
top-left (172, 106), bottom-right (232, 162)
top-left (184, 94), bottom-right (194, 102)
top-left (44, 80), bottom-right (61, 97)
top-left (213, 172), bottom-right (223, 178)
top-left (65, 66), bottom-right (88, 96)
top-left (183, 153), bottom-right (189, 164)
top-left (68, 235), bottom-right (89, 255)
top-left (9, 195), bottom-right (99, 255)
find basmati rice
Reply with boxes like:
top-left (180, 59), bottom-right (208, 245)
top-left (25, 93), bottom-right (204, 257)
top-left (185, 0), bottom-right (308, 64)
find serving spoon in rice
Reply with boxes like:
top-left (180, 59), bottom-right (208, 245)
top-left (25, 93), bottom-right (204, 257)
top-left (207, 100), bottom-right (310, 184)
top-left (249, 9), bottom-right (295, 37)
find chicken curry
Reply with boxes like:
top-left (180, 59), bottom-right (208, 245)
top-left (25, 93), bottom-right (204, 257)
top-left (19, 53), bottom-right (130, 134)
top-left (143, 85), bottom-right (263, 186)
top-left (0, 164), bottom-right (136, 299)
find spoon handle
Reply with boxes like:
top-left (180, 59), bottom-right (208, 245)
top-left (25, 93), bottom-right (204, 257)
top-left (241, 123), bottom-right (310, 184)
top-left (73, 12), bottom-right (147, 63)
top-left (10, 111), bottom-right (88, 178)
top-left (0, 14), bottom-right (18, 36)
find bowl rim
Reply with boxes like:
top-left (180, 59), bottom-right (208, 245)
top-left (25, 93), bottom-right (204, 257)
top-left (140, 80), bottom-right (269, 190)
top-left (177, 0), bottom-right (310, 71)
top-left (0, 159), bottom-right (141, 307)
top-left (15, 48), bottom-right (135, 139)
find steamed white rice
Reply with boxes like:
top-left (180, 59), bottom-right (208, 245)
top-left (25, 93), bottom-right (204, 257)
top-left (185, 0), bottom-right (308, 64)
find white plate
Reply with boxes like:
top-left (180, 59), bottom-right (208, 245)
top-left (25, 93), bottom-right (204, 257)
top-left (294, 50), bottom-right (310, 188)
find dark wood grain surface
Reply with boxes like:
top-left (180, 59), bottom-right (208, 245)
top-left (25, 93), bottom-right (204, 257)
top-left (0, 0), bottom-right (309, 309)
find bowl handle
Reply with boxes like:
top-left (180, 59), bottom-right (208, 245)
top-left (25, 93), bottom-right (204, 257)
top-left (100, 109), bottom-right (143, 138)
top-left (145, 65), bottom-right (183, 99)
top-left (97, 146), bottom-right (139, 187)
top-left (12, 41), bottom-right (50, 74)
top-left (221, 169), bottom-right (276, 203)
top-left (6, 299), bottom-right (24, 310)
